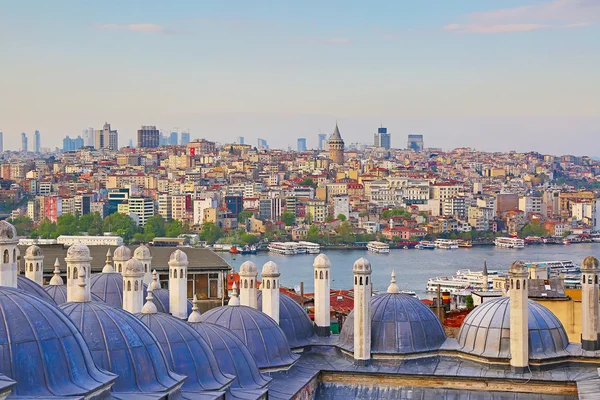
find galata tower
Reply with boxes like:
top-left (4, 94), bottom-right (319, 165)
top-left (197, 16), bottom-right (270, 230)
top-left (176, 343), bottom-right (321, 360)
top-left (328, 123), bottom-right (345, 165)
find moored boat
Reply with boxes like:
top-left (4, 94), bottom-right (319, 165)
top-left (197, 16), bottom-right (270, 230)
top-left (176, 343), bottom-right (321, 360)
top-left (367, 241), bottom-right (390, 254)
top-left (494, 237), bottom-right (525, 249)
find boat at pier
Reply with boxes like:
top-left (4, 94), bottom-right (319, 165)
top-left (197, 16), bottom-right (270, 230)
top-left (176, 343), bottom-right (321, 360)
top-left (494, 237), bottom-right (525, 249)
top-left (367, 241), bottom-right (390, 254)
top-left (434, 239), bottom-right (459, 249)
top-left (268, 242), bottom-right (298, 255)
top-left (415, 241), bottom-right (436, 250)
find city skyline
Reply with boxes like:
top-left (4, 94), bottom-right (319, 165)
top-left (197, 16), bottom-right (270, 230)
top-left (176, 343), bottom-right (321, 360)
top-left (0, 1), bottom-right (599, 154)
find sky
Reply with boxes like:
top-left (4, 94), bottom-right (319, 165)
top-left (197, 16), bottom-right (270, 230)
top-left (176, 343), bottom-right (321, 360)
top-left (0, 0), bottom-right (599, 155)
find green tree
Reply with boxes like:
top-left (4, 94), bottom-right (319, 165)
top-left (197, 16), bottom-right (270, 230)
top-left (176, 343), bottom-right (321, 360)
top-left (9, 216), bottom-right (33, 236)
top-left (281, 212), bottom-right (296, 227)
top-left (305, 212), bottom-right (313, 224)
top-left (336, 221), bottom-right (355, 244)
top-left (237, 211), bottom-right (254, 224)
top-left (520, 220), bottom-right (545, 237)
top-left (103, 213), bottom-right (138, 242)
top-left (381, 208), bottom-right (411, 219)
top-left (306, 224), bottom-right (320, 243)
top-left (144, 215), bottom-right (166, 240)
top-left (241, 233), bottom-right (259, 245)
top-left (336, 214), bottom-right (347, 222)
top-left (301, 178), bottom-right (317, 189)
top-left (56, 214), bottom-right (80, 236)
top-left (78, 213), bottom-right (103, 236)
top-left (199, 222), bottom-right (223, 244)
top-left (166, 220), bottom-right (188, 237)
top-left (34, 219), bottom-right (58, 239)
top-left (465, 295), bottom-right (474, 309)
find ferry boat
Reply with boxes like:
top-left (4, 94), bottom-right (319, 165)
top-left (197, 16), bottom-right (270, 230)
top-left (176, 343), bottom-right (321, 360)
top-left (426, 277), bottom-right (470, 293)
top-left (298, 241), bottom-right (320, 254)
top-left (426, 269), bottom-right (500, 293)
top-left (494, 237), bottom-right (525, 249)
top-left (415, 241), bottom-right (436, 250)
top-left (434, 239), bottom-right (459, 249)
top-left (524, 260), bottom-right (580, 276)
top-left (268, 242), bottom-right (298, 255)
top-left (367, 241), bottom-right (390, 254)
top-left (592, 233), bottom-right (600, 243)
top-left (457, 240), bottom-right (473, 248)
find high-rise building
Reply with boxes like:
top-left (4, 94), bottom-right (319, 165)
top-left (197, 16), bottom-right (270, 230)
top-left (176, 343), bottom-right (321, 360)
top-left (328, 123), bottom-right (345, 165)
top-left (297, 138), bottom-right (307, 152)
top-left (374, 127), bottom-right (391, 149)
top-left (236, 136), bottom-right (245, 145)
top-left (108, 128), bottom-right (118, 151)
top-left (137, 126), bottom-right (160, 148)
top-left (169, 132), bottom-right (178, 146)
top-left (94, 122), bottom-right (118, 151)
top-left (83, 128), bottom-right (95, 147)
top-left (257, 138), bottom-right (269, 150)
top-left (407, 134), bottom-right (424, 151)
top-left (0, 132), bottom-right (3, 153)
top-left (21, 133), bottom-right (28, 152)
top-left (225, 195), bottom-right (243, 217)
top-left (180, 131), bottom-right (190, 145)
top-left (34, 130), bottom-right (41, 153)
top-left (317, 133), bottom-right (327, 150)
top-left (63, 135), bottom-right (85, 152)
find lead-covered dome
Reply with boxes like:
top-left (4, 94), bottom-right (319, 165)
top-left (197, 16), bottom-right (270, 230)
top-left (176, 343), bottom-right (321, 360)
top-left (17, 275), bottom-right (55, 304)
top-left (61, 301), bottom-right (184, 394)
top-left (199, 305), bottom-right (299, 370)
top-left (0, 287), bottom-right (116, 397)
top-left (340, 293), bottom-right (446, 354)
top-left (150, 287), bottom-right (193, 315)
top-left (0, 220), bottom-right (17, 243)
top-left (257, 292), bottom-right (315, 348)
top-left (189, 322), bottom-right (271, 390)
top-left (113, 245), bottom-right (132, 260)
top-left (44, 284), bottom-right (103, 305)
top-left (24, 245), bottom-right (43, 257)
top-left (136, 312), bottom-right (233, 393)
top-left (90, 272), bottom-right (148, 308)
top-left (457, 297), bottom-right (569, 359)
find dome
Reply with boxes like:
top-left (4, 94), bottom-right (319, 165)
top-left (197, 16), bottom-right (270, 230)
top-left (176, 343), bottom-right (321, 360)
top-left (313, 254), bottom-right (331, 268)
top-left (24, 245), bottom-right (43, 258)
top-left (90, 272), bottom-right (148, 308)
top-left (17, 275), bottom-right (56, 304)
top-left (240, 261), bottom-right (258, 276)
top-left (61, 301), bottom-right (185, 394)
top-left (0, 287), bottom-right (116, 397)
top-left (261, 261), bottom-right (279, 276)
top-left (189, 322), bottom-right (271, 390)
top-left (353, 257), bottom-right (371, 273)
top-left (199, 305), bottom-right (299, 370)
top-left (123, 257), bottom-right (144, 275)
top-left (134, 243), bottom-right (152, 259)
top-left (44, 284), bottom-right (103, 305)
top-left (257, 292), bottom-right (315, 348)
top-left (339, 293), bottom-right (446, 354)
top-left (151, 287), bottom-right (193, 315)
top-left (113, 245), bottom-right (132, 260)
top-left (136, 312), bottom-right (233, 392)
top-left (0, 220), bottom-right (17, 243)
top-left (66, 242), bottom-right (91, 261)
top-left (169, 249), bottom-right (188, 263)
top-left (457, 297), bottom-right (569, 359)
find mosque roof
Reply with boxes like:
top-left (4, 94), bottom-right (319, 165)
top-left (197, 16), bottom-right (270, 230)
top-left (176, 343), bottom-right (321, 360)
top-left (0, 287), bottom-right (116, 397)
top-left (339, 292), bottom-right (446, 354)
top-left (257, 292), bottom-right (315, 348)
top-left (150, 287), bottom-right (193, 315)
top-left (198, 305), bottom-right (299, 371)
top-left (457, 297), bottom-right (570, 359)
top-left (17, 275), bottom-right (56, 304)
top-left (89, 272), bottom-right (148, 308)
top-left (60, 301), bottom-right (185, 394)
top-left (43, 284), bottom-right (103, 305)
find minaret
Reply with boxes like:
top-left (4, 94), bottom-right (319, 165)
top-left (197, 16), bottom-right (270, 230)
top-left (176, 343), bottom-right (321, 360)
top-left (102, 249), bottom-right (114, 273)
top-left (168, 249), bottom-right (188, 319)
top-left (0, 220), bottom-right (19, 288)
top-left (134, 244), bottom-right (153, 285)
top-left (328, 122), bottom-right (345, 165)
top-left (387, 270), bottom-right (400, 293)
top-left (229, 282), bottom-right (240, 306)
top-left (122, 257), bottom-right (145, 314)
top-left (353, 257), bottom-right (372, 365)
top-left (141, 288), bottom-right (158, 314)
top-left (581, 256), bottom-right (600, 351)
top-left (65, 243), bottom-right (92, 302)
top-left (49, 258), bottom-right (64, 285)
top-left (24, 245), bottom-right (44, 285)
top-left (261, 261), bottom-right (280, 324)
top-left (509, 260), bottom-right (528, 373)
top-left (188, 295), bottom-right (202, 323)
top-left (239, 261), bottom-right (258, 308)
top-left (482, 258), bottom-right (489, 292)
top-left (314, 254), bottom-right (331, 336)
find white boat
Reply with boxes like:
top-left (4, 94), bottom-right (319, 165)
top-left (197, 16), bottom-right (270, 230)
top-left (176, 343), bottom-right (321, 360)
top-left (268, 242), bottom-right (298, 255)
top-left (298, 241), bottom-right (320, 254)
top-left (415, 241), bottom-right (436, 250)
top-left (426, 277), bottom-right (470, 293)
top-left (494, 237), bottom-right (525, 249)
top-left (426, 269), bottom-right (502, 293)
top-left (591, 233), bottom-right (600, 243)
top-left (434, 239), bottom-right (459, 249)
top-left (367, 241), bottom-right (390, 254)
top-left (524, 260), bottom-right (580, 276)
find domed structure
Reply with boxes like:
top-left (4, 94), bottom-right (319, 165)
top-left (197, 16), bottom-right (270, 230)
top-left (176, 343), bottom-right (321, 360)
top-left (0, 220), bottom-right (17, 243)
top-left (240, 260), bottom-right (258, 275)
top-left (45, 284), bottom-right (103, 305)
top-left (124, 257), bottom-right (143, 274)
top-left (61, 301), bottom-right (185, 394)
top-left (169, 249), bottom-right (188, 263)
top-left (136, 307), bottom-right (233, 392)
top-left (134, 243), bottom-right (151, 260)
top-left (113, 244), bottom-right (132, 260)
top-left (24, 244), bottom-right (43, 257)
top-left (147, 270), bottom-right (192, 315)
top-left (17, 275), bottom-right (56, 304)
top-left (90, 272), bottom-right (148, 308)
top-left (199, 305), bottom-right (299, 370)
top-left (457, 297), bottom-right (569, 359)
top-left (262, 260), bottom-right (279, 275)
top-left (189, 322), bottom-right (272, 391)
top-left (340, 293), bottom-right (446, 354)
top-left (257, 292), bottom-right (315, 348)
top-left (66, 242), bottom-right (91, 261)
top-left (0, 287), bottom-right (116, 397)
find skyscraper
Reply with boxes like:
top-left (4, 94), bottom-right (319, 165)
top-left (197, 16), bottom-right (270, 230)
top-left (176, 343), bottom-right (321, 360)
top-left (237, 136), bottom-right (245, 145)
top-left (83, 128), bottom-right (95, 147)
top-left (257, 138), bottom-right (268, 150)
top-left (407, 134), bottom-right (424, 151)
top-left (34, 130), bottom-right (41, 153)
top-left (317, 133), bottom-right (327, 150)
top-left (63, 135), bottom-right (84, 152)
top-left (169, 132), bottom-right (178, 146)
top-left (297, 138), bottom-right (307, 152)
top-left (374, 127), bottom-right (391, 149)
top-left (328, 123), bottom-right (345, 165)
top-left (21, 132), bottom-right (28, 152)
top-left (108, 127), bottom-right (118, 151)
top-left (94, 123), bottom-right (119, 151)
top-left (0, 132), bottom-right (3, 153)
top-left (180, 131), bottom-right (190, 145)
top-left (137, 126), bottom-right (160, 148)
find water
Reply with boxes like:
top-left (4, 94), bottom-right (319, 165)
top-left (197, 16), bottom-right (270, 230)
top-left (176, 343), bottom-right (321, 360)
top-left (224, 244), bottom-right (600, 297)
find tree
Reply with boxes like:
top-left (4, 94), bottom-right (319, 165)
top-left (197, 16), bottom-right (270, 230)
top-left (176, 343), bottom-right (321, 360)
top-left (166, 220), bottom-right (188, 237)
top-left (336, 214), bottom-right (347, 222)
top-left (305, 212), bottom-right (313, 224)
top-left (465, 295), bottom-right (474, 309)
top-left (78, 213), bottom-right (103, 236)
top-left (34, 219), bottom-right (58, 239)
top-left (237, 211), bottom-right (254, 224)
top-left (382, 208), bottom-right (411, 219)
top-left (56, 214), bottom-right (80, 236)
top-left (9, 216), bottom-right (33, 236)
top-left (241, 233), bottom-right (259, 245)
top-left (520, 220), bottom-right (545, 237)
top-left (199, 222), bottom-right (222, 244)
top-left (306, 225), bottom-right (320, 243)
top-left (281, 212), bottom-right (296, 227)
top-left (144, 215), bottom-right (166, 240)
top-left (336, 221), bottom-right (355, 244)
top-left (103, 213), bottom-right (138, 242)
top-left (301, 178), bottom-right (317, 189)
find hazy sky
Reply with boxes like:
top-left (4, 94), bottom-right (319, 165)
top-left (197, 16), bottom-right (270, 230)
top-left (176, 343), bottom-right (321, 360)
top-left (1, 0), bottom-right (599, 155)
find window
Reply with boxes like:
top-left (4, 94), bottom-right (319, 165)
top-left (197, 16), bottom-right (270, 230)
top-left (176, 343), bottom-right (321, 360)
top-left (326, 271), bottom-right (328, 280)
top-left (584, 275), bottom-right (587, 284)
top-left (180, 269), bottom-right (184, 278)
top-left (510, 279), bottom-right (513, 289)
top-left (135, 281), bottom-right (139, 291)
top-left (244, 279), bottom-right (248, 289)
top-left (274, 280), bottom-right (277, 289)
top-left (127, 281), bottom-right (131, 291)
top-left (366, 277), bottom-right (369, 286)
top-left (73, 267), bottom-right (78, 279)
top-left (36, 263), bottom-right (39, 272)
top-left (68, 267), bottom-right (71, 279)
top-left (315, 271), bottom-right (318, 279)
top-left (267, 280), bottom-right (271, 289)
top-left (596, 275), bottom-right (598, 285)
top-left (359, 277), bottom-right (363, 285)
top-left (523, 280), bottom-right (526, 290)
top-left (355, 276), bottom-right (357, 285)
top-left (516, 280), bottom-right (520, 290)
top-left (320, 271), bottom-right (323, 279)
top-left (250, 279), bottom-right (254, 289)
top-left (145, 264), bottom-right (148, 273)
top-left (12, 250), bottom-right (16, 263)
top-left (29, 263), bottom-right (33, 272)
top-left (2, 250), bottom-right (7, 263)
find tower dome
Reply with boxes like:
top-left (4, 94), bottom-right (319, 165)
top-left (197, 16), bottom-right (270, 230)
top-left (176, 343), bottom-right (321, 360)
top-left (257, 292), bottom-right (315, 348)
top-left (0, 287), bottom-right (116, 397)
top-left (199, 305), bottom-right (299, 370)
top-left (66, 242), bottom-right (91, 261)
top-left (113, 244), bottom-right (132, 260)
top-left (24, 244), bottom-right (43, 257)
top-left (339, 293), bottom-right (446, 354)
top-left (60, 301), bottom-right (185, 394)
top-left (134, 243), bottom-right (152, 259)
top-left (457, 297), bottom-right (569, 359)
top-left (0, 220), bottom-right (17, 243)
top-left (169, 249), bottom-right (188, 263)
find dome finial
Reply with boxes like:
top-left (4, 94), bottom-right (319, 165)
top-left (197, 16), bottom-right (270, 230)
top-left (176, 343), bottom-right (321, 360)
top-left (49, 258), bottom-right (63, 285)
top-left (229, 282), bottom-right (240, 306)
top-left (188, 294), bottom-right (202, 322)
top-left (387, 270), bottom-right (400, 293)
top-left (150, 269), bottom-right (160, 290)
top-left (141, 288), bottom-right (158, 314)
top-left (102, 249), bottom-right (114, 273)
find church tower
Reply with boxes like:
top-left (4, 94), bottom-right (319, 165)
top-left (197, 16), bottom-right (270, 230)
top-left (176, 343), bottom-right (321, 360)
top-left (581, 256), bottom-right (600, 351)
top-left (314, 254), bottom-right (331, 336)
top-left (24, 245), bottom-right (44, 285)
top-left (353, 257), bottom-right (372, 365)
top-left (509, 260), bottom-right (528, 373)
top-left (328, 123), bottom-right (345, 165)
